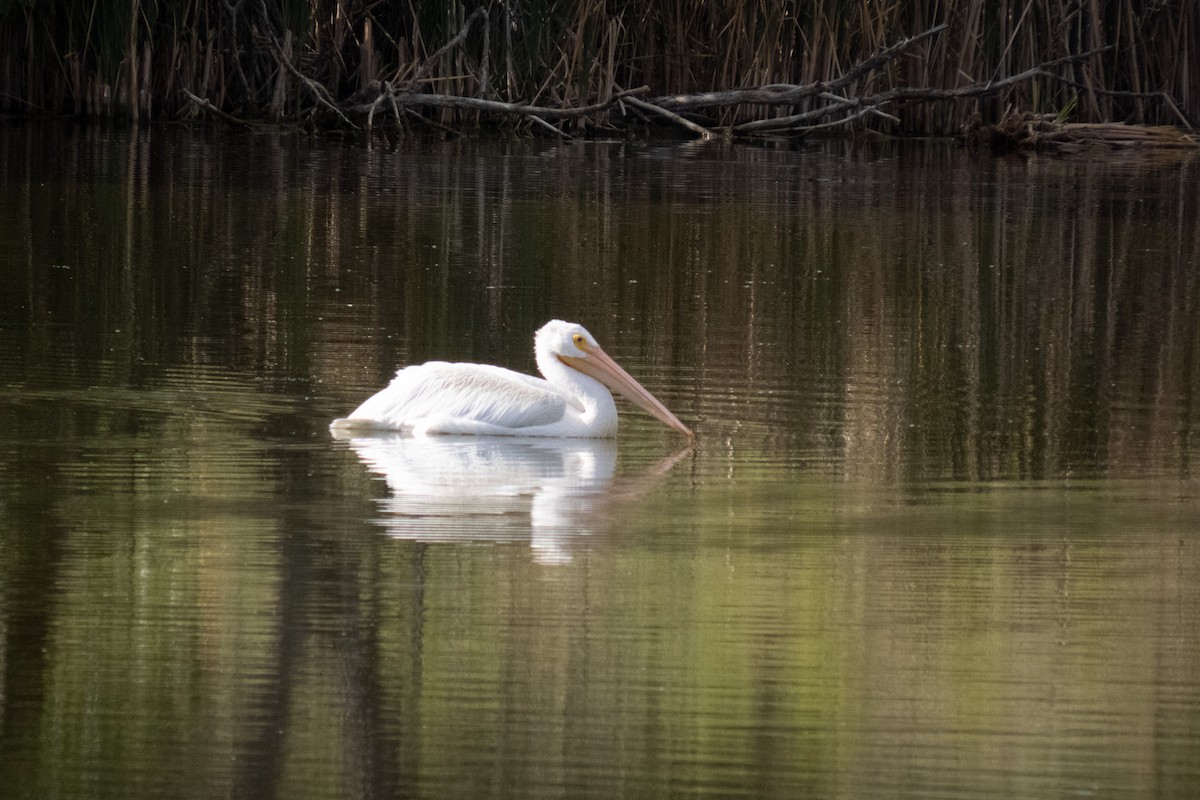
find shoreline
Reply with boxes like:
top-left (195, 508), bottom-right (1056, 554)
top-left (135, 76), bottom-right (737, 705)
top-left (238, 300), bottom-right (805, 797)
top-left (2, 1), bottom-right (1195, 148)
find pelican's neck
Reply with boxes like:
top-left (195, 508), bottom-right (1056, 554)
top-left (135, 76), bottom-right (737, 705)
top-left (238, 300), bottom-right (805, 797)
top-left (536, 344), bottom-right (617, 423)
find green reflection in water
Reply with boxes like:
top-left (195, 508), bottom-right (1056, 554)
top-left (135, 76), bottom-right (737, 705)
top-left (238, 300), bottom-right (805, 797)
top-left (0, 124), bottom-right (1197, 799)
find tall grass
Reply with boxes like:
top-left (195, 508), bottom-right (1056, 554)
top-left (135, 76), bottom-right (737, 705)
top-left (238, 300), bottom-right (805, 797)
top-left (1, 0), bottom-right (1195, 132)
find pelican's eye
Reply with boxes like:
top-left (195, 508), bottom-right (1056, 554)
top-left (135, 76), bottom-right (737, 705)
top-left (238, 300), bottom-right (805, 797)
top-left (572, 333), bottom-right (587, 350)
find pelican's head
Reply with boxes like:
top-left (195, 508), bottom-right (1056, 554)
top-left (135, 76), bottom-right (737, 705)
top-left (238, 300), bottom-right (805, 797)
top-left (535, 320), bottom-right (694, 439)
top-left (535, 320), bottom-right (603, 362)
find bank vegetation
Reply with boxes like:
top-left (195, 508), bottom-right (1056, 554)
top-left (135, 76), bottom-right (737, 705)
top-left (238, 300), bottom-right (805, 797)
top-left (2, 0), bottom-right (1197, 146)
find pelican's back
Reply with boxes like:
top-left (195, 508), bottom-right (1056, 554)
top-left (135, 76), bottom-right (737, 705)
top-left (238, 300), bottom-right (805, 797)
top-left (331, 362), bottom-right (571, 434)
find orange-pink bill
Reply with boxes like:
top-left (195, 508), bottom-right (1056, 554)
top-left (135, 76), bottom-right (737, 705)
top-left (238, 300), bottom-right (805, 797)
top-left (561, 346), bottom-right (694, 439)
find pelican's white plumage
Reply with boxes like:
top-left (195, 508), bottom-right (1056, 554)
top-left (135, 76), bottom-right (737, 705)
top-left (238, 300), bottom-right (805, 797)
top-left (331, 320), bottom-right (693, 439)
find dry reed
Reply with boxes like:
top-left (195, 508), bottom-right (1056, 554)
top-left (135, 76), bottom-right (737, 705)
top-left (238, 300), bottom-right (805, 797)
top-left (1, 0), bottom-right (1195, 136)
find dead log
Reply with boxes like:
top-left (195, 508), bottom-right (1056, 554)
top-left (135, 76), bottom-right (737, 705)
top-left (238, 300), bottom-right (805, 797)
top-left (346, 86), bottom-right (650, 123)
top-left (648, 24), bottom-right (948, 113)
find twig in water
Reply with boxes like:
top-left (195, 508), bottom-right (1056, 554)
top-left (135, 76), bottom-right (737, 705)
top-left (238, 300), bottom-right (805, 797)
top-left (528, 115), bottom-right (571, 138)
top-left (180, 86), bottom-right (256, 127)
top-left (622, 95), bottom-right (715, 139)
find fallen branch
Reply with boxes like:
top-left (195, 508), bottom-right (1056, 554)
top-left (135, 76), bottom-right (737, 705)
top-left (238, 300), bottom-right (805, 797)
top-left (829, 23), bottom-right (949, 90)
top-left (365, 92), bottom-right (385, 131)
top-left (732, 105), bottom-right (836, 133)
top-left (649, 24), bottom-right (948, 112)
top-left (385, 82), bottom-right (402, 126)
top-left (266, 34), bottom-right (357, 128)
top-left (733, 47), bottom-right (1125, 137)
top-left (180, 86), bottom-right (256, 128)
top-left (735, 91), bottom-right (902, 134)
top-left (863, 50), bottom-right (1109, 105)
top-left (622, 95), bottom-right (716, 139)
top-left (407, 7), bottom-right (487, 91)
top-left (787, 106), bottom-right (885, 134)
top-left (527, 115), bottom-right (571, 138)
top-left (346, 86), bottom-right (650, 122)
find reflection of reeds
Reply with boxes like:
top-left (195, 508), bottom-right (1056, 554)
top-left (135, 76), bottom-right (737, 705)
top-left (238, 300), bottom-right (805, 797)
top-left (4, 125), bottom-right (1198, 480)
top-left (1, 1), bottom-right (1195, 132)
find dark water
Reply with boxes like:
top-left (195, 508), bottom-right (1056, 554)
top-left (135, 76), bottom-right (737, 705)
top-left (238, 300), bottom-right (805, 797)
top-left (1, 124), bottom-right (1198, 798)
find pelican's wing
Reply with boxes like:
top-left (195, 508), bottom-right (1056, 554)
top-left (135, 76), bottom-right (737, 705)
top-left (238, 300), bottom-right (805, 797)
top-left (336, 362), bottom-right (574, 433)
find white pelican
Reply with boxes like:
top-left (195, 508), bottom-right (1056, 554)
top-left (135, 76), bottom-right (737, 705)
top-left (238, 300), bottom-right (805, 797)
top-left (331, 320), bottom-right (693, 439)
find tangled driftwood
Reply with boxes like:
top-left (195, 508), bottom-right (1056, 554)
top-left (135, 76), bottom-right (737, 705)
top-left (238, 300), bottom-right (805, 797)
top-left (967, 109), bottom-right (1200, 150)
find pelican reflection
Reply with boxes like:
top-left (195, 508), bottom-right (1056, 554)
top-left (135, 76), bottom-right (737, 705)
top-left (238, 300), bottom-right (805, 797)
top-left (334, 432), bottom-right (690, 563)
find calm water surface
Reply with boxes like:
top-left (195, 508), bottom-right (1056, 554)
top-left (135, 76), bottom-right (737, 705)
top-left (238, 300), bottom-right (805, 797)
top-left (1, 124), bottom-right (1198, 798)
